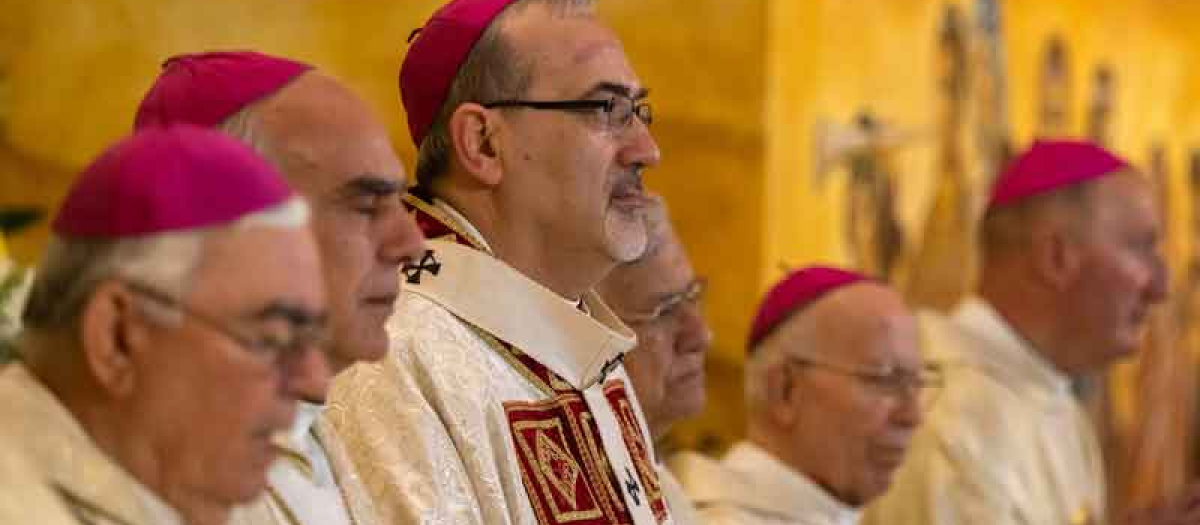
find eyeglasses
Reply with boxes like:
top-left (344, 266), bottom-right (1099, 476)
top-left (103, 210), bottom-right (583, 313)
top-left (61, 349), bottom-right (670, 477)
top-left (620, 277), bottom-right (707, 326)
top-left (482, 94), bottom-right (653, 130)
top-left (786, 355), bottom-right (943, 411)
top-left (123, 281), bottom-right (328, 366)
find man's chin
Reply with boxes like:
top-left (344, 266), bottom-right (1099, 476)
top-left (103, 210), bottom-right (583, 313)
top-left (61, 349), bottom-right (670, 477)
top-left (350, 336), bottom-right (391, 365)
top-left (227, 474), bottom-right (271, 505)
top-left (606, 232), bottom-right (648, 263)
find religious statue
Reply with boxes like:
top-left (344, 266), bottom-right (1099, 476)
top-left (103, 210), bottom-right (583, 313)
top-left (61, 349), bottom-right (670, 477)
top-left (1037, 35), bottom-right (1072, 137)
top-left (1087, 65), bottom-right (1116, 147)
top-left (812, 111), bottom-right (910, 282)
top-left (904, 3), bottom-right (976, 311)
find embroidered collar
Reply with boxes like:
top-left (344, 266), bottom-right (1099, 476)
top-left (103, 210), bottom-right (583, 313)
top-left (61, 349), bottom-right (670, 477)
top-left (410, 240), bottom-right (634, 389)
top-left (432, 198), bottom-right (492, 253)
top-left (401, 196), bottom-right (636, 390)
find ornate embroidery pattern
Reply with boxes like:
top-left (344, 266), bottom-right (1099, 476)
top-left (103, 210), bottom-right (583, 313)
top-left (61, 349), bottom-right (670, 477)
top-left (411, 194), bottom-right (656, 524)
top-left (604, 381), bottom-right (667, 524)
top-left (506, 396), bottom-right (634, 525)
top-left (403, 194), bottom-right (486, 251)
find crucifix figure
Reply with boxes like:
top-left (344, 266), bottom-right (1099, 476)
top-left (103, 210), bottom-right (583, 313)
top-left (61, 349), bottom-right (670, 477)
top-left (812, 111), bottom-right (912, 281)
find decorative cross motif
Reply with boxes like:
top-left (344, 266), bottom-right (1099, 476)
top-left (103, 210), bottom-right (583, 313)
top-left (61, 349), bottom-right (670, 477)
top-left (623, 466), bottom-right (642, 506)
top-left (402, 250), bottom-right (441, 284)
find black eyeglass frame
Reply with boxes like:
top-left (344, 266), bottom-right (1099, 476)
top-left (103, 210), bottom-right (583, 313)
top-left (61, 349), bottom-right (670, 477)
top-left (481, 95), bottom-right (653, 129)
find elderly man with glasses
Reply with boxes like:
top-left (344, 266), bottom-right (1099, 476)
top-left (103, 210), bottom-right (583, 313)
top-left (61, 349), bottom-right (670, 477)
top-left (596, 195), bottom-right (713, 523)
top-left (325, 0), bottom-right (670, 524)
top-left (0, 125), bottom-right (329, 525)
top-left (674, 266), bottom-right (936, 525)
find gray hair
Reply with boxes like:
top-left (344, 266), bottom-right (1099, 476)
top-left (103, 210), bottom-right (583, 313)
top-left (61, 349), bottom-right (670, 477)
top-left (216, 102), bottom-right (272, 160)
top-left (412, 0), bottom-right (595, 194)
top-left (630, 195), bottom-right (673, 264)
top-left (743, 306), bottom-right (827, 417)
top-left (743, 335), bottom-right (795, 417)
top-left (21, 198), bottom-right (309, 342)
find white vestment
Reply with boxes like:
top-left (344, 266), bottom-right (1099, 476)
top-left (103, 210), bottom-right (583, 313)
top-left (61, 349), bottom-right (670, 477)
top-left (862, 298), bottom-right (1106, 525)
top-left (228, 402), bottom-right (378, 525)
top-left (326, 198), bottom-right (673, 525)
top-left (659, 461), bottom-right (701, 525)
top-left (673, 442), bottom-right (859, 525)
top-left (0, 363), bottom-right (183, 525)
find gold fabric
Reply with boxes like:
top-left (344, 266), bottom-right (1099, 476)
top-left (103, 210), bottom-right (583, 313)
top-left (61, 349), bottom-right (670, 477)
top-left (0, 363), bottom-right (177, 525)
top-left (672, 443), bottom-right (859, 525)
top-left (325, 205), bottom-right (668, 525)
top-left (862, 299), bottom-right (1105, 525)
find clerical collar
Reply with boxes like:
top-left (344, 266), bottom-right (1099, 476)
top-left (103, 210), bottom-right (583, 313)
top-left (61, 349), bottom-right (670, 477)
top-left (403, 239), bottom-right (634, 390)
top-left (727, 442), bottom-right (860, 524)
top-left (951, 298), bottom-right (1073, 399)
top-left (289, 401), bottom-right (324, 445)
top-left (679, 442), bottom-right (860, 525)
top-left (433, 198), bottom-right (492, 253)
top-left (433, 199), bottom-right (584, 307)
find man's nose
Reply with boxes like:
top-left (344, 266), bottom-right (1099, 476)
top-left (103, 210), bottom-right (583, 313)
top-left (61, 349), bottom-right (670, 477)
top-left (380, 207), bottom-right (428, 267)
top-left (280, 343), bottom-right (333, 403)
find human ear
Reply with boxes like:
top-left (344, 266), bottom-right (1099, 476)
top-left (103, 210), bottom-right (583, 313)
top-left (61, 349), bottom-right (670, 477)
top-left (448, 103), bottom-right (504, 187)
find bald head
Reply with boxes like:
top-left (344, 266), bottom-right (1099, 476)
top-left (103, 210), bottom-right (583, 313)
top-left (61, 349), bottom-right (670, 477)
top-left (212, 69), bottom-right (427, 385)
top-left (745, 281), bottom-right (922, 506)
top-left (220, 72), bottom-right (400, 196)
top-left (977, 169), bottom-right (1167, 374)
top-left (781, 283), bottom-right (915, 366)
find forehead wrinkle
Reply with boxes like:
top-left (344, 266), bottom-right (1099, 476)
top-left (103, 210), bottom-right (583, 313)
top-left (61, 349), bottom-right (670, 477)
top-left (572, 37), bottom-right (622, 66)
top-left (790, 283), bottom-right (907, 363)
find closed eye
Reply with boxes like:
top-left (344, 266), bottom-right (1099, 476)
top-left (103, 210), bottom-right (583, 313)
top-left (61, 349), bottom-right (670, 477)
top-left (338, 175), bottom-right (403, 218)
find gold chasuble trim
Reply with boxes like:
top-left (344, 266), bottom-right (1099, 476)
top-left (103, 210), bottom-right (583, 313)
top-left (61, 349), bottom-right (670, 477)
top-left (403, 194), bottom-right (666, 525)
top-left (505, 395), bottom-right (633, 525)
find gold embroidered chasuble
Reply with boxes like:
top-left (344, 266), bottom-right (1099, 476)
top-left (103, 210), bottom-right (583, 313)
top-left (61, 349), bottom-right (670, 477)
top-left (325, 197), bottom-right (672, 525)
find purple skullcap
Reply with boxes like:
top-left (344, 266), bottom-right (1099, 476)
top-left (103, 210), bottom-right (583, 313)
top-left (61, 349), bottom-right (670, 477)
top-left (134, 50), bottom-right (312, 129)
top-left (988, 139), bottom-right (1131, 210)
top-left (53, 124), bottom-right (293, 238)
top-left (747, 266), bottom-right (868, 352)
top-left (400, 0), bottom-right (518, 147)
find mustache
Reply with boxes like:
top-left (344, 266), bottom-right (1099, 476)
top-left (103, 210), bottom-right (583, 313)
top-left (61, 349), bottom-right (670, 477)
top-left (612, 168), bottom-right (645, 195)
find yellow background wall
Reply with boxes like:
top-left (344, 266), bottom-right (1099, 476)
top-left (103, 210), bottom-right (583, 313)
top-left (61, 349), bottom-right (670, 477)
top-left (0, 0), bottom-right (768, 453)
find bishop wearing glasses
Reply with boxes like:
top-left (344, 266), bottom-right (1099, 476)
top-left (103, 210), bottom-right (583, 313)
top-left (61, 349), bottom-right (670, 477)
top-left (0, 125), bottom-right (328, 525)
top-left (325, 0), bottom-right (672, 524)
top-left (673, 266), bottom-right (935, 525)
